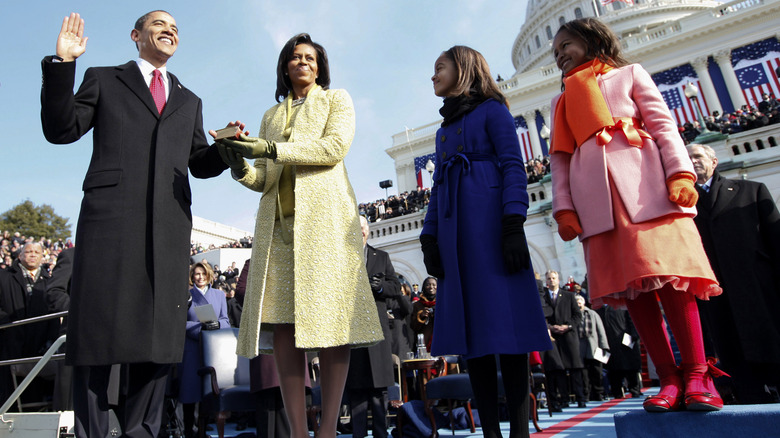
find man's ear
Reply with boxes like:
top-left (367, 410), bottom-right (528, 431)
top-left (712, 157), bottom-right (719, 170)
top-left (130, 29), bottom-right (140, 50)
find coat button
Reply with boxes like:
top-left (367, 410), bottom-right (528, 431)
top-left (457, 145), bottom-right (464, 152)
top-left (442, 152), bottom-right (448, 159)
top-left (457, 128), bottom-right (462, 134)
top-left (441, 135), bottom-right (447, 142)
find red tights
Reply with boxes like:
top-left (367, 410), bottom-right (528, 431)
top-left (625, 284), bottom-right (713, 395)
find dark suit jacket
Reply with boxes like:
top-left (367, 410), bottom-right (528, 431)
top-left (40, 58), bottom-right (227, 366)
top-left (346, 244), bottom-right (400, 389)
top-left (540, 288), bottom-right (583, 369)
top-left (694, 171), bottom-right (780, 364)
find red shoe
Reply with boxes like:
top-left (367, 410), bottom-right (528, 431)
top-left (683, 358), bottom-right (728, 411)
top-left (643, 364), bottom-right (684, 413)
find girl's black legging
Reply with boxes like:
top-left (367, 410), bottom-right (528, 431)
top-left (466, 353), bottom-right (530, 438)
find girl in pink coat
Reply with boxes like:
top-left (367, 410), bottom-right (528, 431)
top-left (549, 18), bottom-right (726, 412)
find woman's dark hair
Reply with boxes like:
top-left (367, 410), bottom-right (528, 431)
top-left (275, 33), bottom-right (330, 102)
top-left (442, 45), bottom-right (508, 109)
top-left (422, 276), bottom-right (437, 288)
top-left (556, 18), bottom-right (629, 69)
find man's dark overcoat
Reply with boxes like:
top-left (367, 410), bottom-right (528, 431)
top-left (346, 244), bottom-right (400, 389)
top-left (693, 171), bottom-right (780, 365)
top-left (40, 58), bottom-right (226, 366)
top-left (540, 288), bottom-right (583, 369)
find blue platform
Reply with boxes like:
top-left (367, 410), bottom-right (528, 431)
top-left (614, 404), bottom-right (780, 438)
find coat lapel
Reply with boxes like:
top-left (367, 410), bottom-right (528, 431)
top-left (709, 174), bottom-right (738, 219)
top-left (115, 61), bottom-right (160, 118)
top-left (161, 72), bottom-right (187, 120)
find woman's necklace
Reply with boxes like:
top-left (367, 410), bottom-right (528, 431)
top-left (291, 97), bottom-right (306, 107)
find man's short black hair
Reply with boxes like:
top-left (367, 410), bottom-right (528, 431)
top-left (134, 10), bottom-right (171, 31)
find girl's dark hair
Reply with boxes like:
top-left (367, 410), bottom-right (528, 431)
top-left (556, 18), bottom-right (629, 69)
top-left (275, 33), bottom-right (330, 102)
top-left (442, 45), bottom-right (508, 109)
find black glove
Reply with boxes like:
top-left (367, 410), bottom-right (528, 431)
top-left (502, 214), bottom-right (531, 273)
top-left (419, 234), bottom-right (445, 279)
top-left (369, 273), bottom-right (384, 293)
top-left (202, 321), bottom-right (220, 331)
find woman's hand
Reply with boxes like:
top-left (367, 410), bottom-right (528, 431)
top-left (666, 173), bottom-right (698, 207)
top-left (554, 210), bottom-right (583, 241)
top-left (217, 144), bottom-right (249, 177)
top-left (220, 133), bottom-right (277, 159)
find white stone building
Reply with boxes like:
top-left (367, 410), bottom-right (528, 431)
top-left (377, 0), bottom-right (780, 287)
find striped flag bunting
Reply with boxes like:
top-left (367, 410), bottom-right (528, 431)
top-left (652, 63), bottom-right (710, 127)
top-left (514, 116), bottom-right (534, 162)
top-left (414, 153), bottom-right (436, 189)
top-left (731, 38), bottom-right (780, 109)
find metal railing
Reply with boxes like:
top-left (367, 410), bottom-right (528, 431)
top-left (0, 311), bottom-right (68, 416)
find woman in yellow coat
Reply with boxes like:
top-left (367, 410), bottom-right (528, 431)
top-left (216, 33), bottom-right (381, 438)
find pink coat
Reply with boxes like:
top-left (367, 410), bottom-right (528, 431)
top-left (551, 64), bottom-right (697, 240)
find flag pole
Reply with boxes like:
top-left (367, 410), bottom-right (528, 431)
top-left (593, 0), bottom-right (600, 17)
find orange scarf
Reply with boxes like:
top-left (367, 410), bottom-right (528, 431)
top-left (551, 59), bottom-right (614, 155)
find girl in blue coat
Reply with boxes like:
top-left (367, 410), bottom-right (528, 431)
top-left (420, 45), bottom-right (552, 438)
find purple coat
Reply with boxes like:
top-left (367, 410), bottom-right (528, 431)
top-left (178, 286), bottom-right (230, 403)
top-left (421, 99), bottom-right (552, 358)
top-left (551, 64), bottom-right (697, 239)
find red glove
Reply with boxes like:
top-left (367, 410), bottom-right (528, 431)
top-left (554, 210), bottom-right (583, 241)
top-left (667, 173), bottom-right (698, 208)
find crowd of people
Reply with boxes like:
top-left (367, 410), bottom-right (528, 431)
top-left (0, 231), bottom-right (72, 272)
top-left (190, 237), bottom-right (252, 257)
top-left (679, 93), bottom-right (780, 144)
top-left (357, 156), bottom-right (551, 224)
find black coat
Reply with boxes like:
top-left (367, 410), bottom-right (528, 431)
top-left (0, 261), bottom-right (60, 361)
top-left (46, 247), bottom-right (73, 313)
top-left (345, 245), bottom-right (400, 389)
top-left (693, 171), bottom-right (780, 365)
top-left (40, 58), bottom-right (227, 366)
top-left (539, 288), bottom-right (583, 369)
top-left (596, 305), bottom-right (641, 371)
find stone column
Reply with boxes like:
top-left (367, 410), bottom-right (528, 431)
top-left (713, 49), bottom-right (747, 109)
top-left (691, 57), bottom-right (721, 114)
top-left (539, 105), bottom-right (552, 155)
top-left (524, 110), bottom-right (543, 159)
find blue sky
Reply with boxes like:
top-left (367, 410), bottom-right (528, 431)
top-left (1, 0), bottom-right (528, 235)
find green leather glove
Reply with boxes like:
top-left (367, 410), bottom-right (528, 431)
top-left (220, 133), bottom-right (277, 159)
top-left (217, 143), bottom-right (250, 178)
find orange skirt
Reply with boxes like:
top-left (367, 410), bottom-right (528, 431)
top-left (585, 176), bottom-right (721, 308)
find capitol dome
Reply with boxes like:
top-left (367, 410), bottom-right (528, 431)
top-left (513, 0), bottom-right (722, 74)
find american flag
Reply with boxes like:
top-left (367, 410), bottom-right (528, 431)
top-left (731, 38), bottom-right (780, 109)
top-left (652, 64), bottom-right (710, 126)
top-left (414, 153), bottom-right (436, 189)
top-left (601, 0), bottom-right (633, 5)
top-left (514, 116), bottom-right (533, 162)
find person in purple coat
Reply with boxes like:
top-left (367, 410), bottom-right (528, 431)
top-left (420, 45), bottom-right (552, 438)
top-left (179, 262), bottom-right (230, 438)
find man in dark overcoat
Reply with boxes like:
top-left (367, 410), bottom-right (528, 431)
top-left (345, 217), bottom-right (401, 438)
top-left (40, 11), bottom-right (229, 437)
top-left (688, 143), bottom-right (780, 404)
top-left (595, 305), bottom-right (642, 399)
top-left (539, 270), bottom-right (584, 409)
top-left (0, 243), bottom-right (61, 406)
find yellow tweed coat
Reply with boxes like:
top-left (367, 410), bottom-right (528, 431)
top-left (236, 87), bottom-right (382, 357)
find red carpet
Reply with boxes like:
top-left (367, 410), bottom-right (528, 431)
top-left (533, 396), bottom-right (638, 436)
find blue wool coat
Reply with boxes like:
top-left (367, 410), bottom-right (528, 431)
top-left (421, 99), bottom-right (552, 359)
top-left (178, 286), bottom-right (230, 403)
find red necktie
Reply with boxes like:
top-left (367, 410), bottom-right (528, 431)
top-left (150, 69), bottom-right (166, 114)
